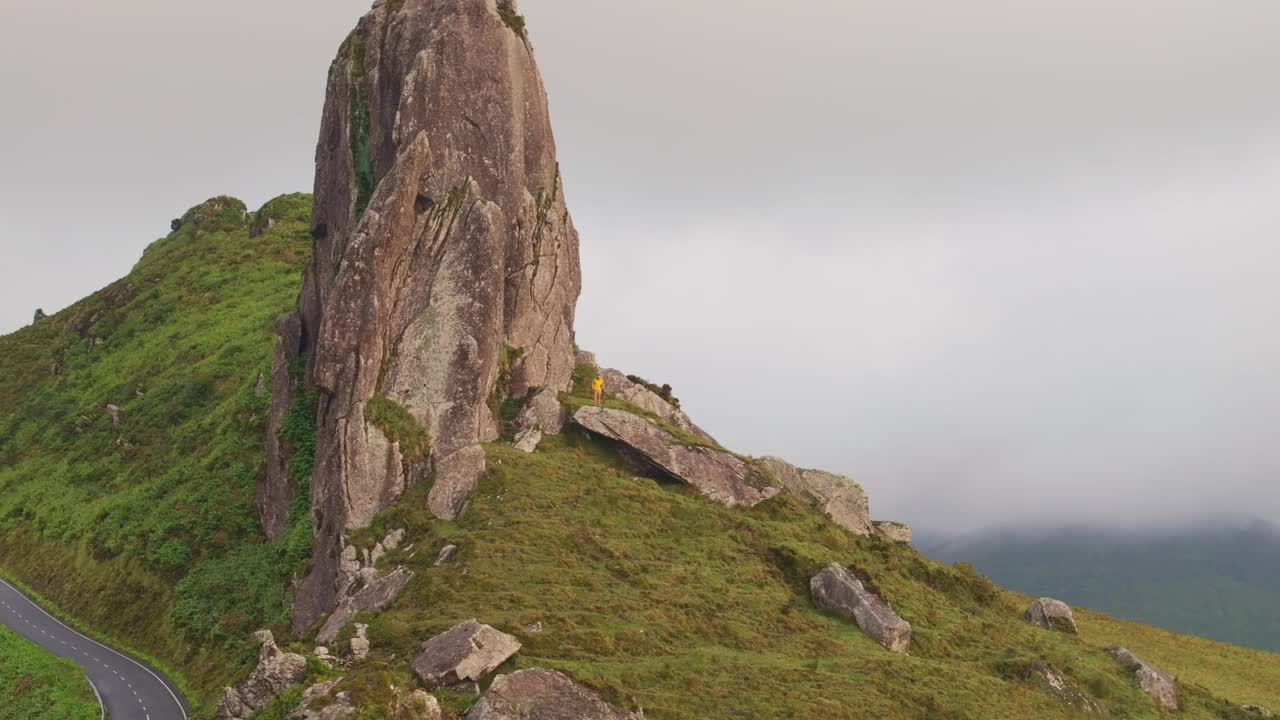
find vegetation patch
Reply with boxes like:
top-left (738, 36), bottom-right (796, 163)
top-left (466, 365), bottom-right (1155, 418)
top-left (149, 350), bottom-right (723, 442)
top-left (366, 394), bottom-right (431, 466)
top-left (497, 0), bottom-right (527, 41)
top-left (0, 626), bottom-right (99, 720)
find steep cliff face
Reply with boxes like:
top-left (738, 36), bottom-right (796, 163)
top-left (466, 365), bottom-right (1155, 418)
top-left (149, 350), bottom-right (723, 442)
top-left (275, 0), bottom-right (582, 632)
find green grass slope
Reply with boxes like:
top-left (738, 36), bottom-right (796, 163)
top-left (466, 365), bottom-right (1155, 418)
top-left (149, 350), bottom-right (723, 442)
top-left (1, 197), bottom-right (1277, 719)
top-left (330, 422), bottom-right (1280, 719)
top-left (0, 625), bottom-right (99, 720)
top-left (0, 194), bottom-right (316, 706)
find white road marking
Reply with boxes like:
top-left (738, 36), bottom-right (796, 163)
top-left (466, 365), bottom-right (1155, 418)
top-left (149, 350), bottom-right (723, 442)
top-left (87, 676), bottom-right (106, 720)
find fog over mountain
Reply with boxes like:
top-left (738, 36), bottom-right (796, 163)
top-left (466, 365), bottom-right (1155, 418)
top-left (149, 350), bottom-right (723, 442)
top-left (3, 0), bottom-right (1278, 532)
top-left (918, 519), bottom-right (1280, 652)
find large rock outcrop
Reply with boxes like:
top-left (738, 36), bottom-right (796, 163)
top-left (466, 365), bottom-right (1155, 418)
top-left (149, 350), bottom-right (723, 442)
top-left (465, 669), bottom-right (643, 720)
top-left (412, 620), bottom-right (522, 689)
top-left (755, 457), bottom-right (872, 535)
top-left (1108, 647), bottom-right (1180, 711)
top-left (572, 406), bottom-right (779, 508)
top-left (215, 631), bottom-right (308, 720)
top-left (810, 564), bottom-right (912, 653)
top-left (282, 0), bottom-right (582, 632)
top-left (599, 368), bottom-right (712, 441)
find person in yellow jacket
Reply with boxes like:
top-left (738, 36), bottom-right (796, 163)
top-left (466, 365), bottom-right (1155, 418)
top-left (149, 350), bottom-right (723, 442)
top-left (592, 374), bottom-right (605, 406)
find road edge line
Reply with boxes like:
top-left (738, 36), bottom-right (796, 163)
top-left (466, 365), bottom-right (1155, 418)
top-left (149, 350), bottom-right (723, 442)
top-left (0, 578), bottom-right (188, 719)
top-left (87, 675), bottom-right (106, 720)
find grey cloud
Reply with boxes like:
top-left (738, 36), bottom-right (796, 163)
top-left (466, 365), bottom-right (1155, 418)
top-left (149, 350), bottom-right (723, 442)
top-left (2, 0), bottom-right (1277, 531)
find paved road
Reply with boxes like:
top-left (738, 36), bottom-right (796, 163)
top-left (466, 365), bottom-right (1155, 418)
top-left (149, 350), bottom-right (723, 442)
top-left (0, 578), bottom-right (188, 720)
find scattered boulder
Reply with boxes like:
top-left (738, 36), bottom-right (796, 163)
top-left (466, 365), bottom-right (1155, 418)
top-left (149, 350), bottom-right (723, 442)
top-left (1108, 647), bottom-right (1180, 711)
top-left (412, 620), bottom-right (522, 690)
top-left (1025, 598), bottom-right (1078, 634)
top-left (1242, 705), bottom-right (1275, 718)
top-left (317, 568), bottom-right (414, 644)
top-left (435, 544), bottom-right (459, 566)
top-left (1027, 660), bottom-right (1104, 715)
top-left (465, 668), bottom-right (642, 720)
top-left (513, 428), bottom-right (542, 453)
top-left (755, 458), bottom-right (872, 536)
top-left (523, 621), bottom-right (544, 635)
top-left (810, 563), bottom-right (912, 653)
top-left (170, 218), bottom-right (183, 232)
top-left (33, 308), bottom-right (47, 323)
top-left (514, 389), bottom-right (567, 435)
top-left (313, 646), bottom-right (339, 668)
top-left (873, 521), bottom-right (912, 544)
top-left (106, 404), bottom-right (125, 426)
top-left (572, 406), bottom-right (779, 508)
top-left (215, 631), bottom-right (307, 720)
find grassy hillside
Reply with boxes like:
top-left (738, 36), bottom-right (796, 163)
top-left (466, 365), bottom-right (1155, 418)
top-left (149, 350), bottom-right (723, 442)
top-left (2, 197), bottom-right (1278, 719)
top-left (918, 525), bottom-right (1280, 653)
top-left (0, 194), bottom-right (316, 706)
top-left (0, 625), bottom-right (99, 720)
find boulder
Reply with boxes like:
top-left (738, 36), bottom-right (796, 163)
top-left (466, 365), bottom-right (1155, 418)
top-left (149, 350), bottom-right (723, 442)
top-left (755, 458), bottom-right (872, 536)
top-left (1027, 660), bottom-right (1104, 715)
top-left (873, 521), bottom-right (912, 544)
top-left (286, 0), bottom-right (583, 631)
top-left (412, 620), bottom-right (522, 690)
top-left (350, 623), bottom-right (370, 661)
top-left (435, 544), bottom-right (459, 566)
top-left (465, 668), bottom-right (642, 720)
top-left (33, 308), bottom-right (46, 323)
top-left (215, 631), bottom-right (307, 720)
top-left (1242, 706), bottom-right (1274, 718)
top-left (513, 428), bottom-right (543, 453)
top-left (317, 568), bottom-right (414, 644)
top-left (514, 389), bottom-right (567, 435)
top-left (572, 406), bottom-right (779, 508)
top-left (106, 404), bottom-right (125, 426)
top-left (1108, 647), bottom-right (1180, 711)
top-left (810, 564), bottom-right (912, 653)
top-left (1025, 598), bottom-right (1078, 634)
top-left (599, 368), bottom-right (712, 442)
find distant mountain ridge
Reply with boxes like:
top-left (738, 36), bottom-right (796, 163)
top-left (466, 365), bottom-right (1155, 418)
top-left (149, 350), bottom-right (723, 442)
top-left (917, 520), bottom-right (1280, 652)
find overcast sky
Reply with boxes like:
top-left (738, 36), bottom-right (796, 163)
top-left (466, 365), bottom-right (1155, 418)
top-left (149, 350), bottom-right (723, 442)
top-left (2, 1), bottom-right (1277, 532)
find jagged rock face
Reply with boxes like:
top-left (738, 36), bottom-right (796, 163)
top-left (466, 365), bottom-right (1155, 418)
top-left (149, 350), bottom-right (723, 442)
top-left (1108, 647), bottom-right (1180, 711)
top-left (1025, 598), bottom-right (1078, 634)
top-left (465, 669), bottom-right (642, 720)
top-left (810, 564), bottom-right (912, 653)
top-left (286, 0), bottom-right (581, 632)
top-left (215, 631), bottom-right (308, 720)
top-left (756, 458), bottom-right (872, 536)
top-left (412, 620), bottom-right (522, 689)
top-left (573, 406), bottom-right (780, 508)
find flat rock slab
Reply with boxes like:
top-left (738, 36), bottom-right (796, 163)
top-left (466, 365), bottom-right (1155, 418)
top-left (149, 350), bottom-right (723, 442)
top-left (318, 568), bottom-right (414, 644)
top-left (810, 563), bottom-right (912, 653)
top-left (572, 406), bottom-right (778, 508)
top-left (1108, 647), bottom-right (1180, 711)
top-left (465, 669), bottom-right (642, 720)
top-left (413, 620), bottom-right (522, 689)
top-left (1026, 598), bottom-right (1078, 634)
